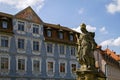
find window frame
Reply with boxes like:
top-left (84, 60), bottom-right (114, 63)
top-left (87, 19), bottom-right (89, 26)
top-left (59, 44), bottom-right (66, 55)
top-left (33, 41), bottom-right (39, 51)
top-left (32, 57), bottom-right (41, 74)
top-left (18, 38), bottom-right (25, 49)
top-left (47, 29), bottom-right (52, 37)
top-left (70, 46), bottom-right (76, 56)
top-left (46, 43), bottom-right (53, 53)
top-left (58, 31), bottom-right (64, 39)
top-left (18, 21), bottom-right (25, 31)
top-left (69, 34), bottom-right (74, 41)
top-left (33, 24), bottom-right (39, 34)
top-left (2, 21), bottom-right (8, 29)
top-left (0, 57), bottom-right (9, 70)
top-left (16, 56), bottom-right (27, 72)
top-left (1, 36), bottom-right (9, 47)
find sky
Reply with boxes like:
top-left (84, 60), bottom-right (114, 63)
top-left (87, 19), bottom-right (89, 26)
top-left (0, 0), bottom-right (120, 54)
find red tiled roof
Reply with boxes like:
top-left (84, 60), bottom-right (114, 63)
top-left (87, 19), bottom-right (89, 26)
top-left (104, 48), bottom-right (120, 61)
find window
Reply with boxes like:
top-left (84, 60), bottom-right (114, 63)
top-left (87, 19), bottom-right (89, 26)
top-left (1, 36), bottom-right (8, 47)
top-left (33, 24), bottom-right (39, 34)
top-left (70, 47), bottom-right (75, 56)
top-left (18, 39), bottom-right (24, 49)
top-left (33, 41), bottom-right (39, 51)
top-left (18, 59), bottom-right (25, 70)
top-left (47, 29), bottom-right (52, 37)
top-left (69, 34), bottom-right (73, 41)
top-left (71, 64), bottom-right (76, 72)
top-left (0, 57), bottom-right (9, 70)
top-left (47, 43), bottom-right (53, 53)
top-left (33, 60), bottom-right (40, 72)
top-left (18, 21), bottom-right (24, 31)
top-left (2, 21), bottom-right (8, 29)
top-left (58, 31), bottom-right (63, 39)
top-left (59, 45), bottom-right (65, 55)
top-left (60, 63), bottom-right (65, 73)
top-left (47, 62), bottom-right (53, 72)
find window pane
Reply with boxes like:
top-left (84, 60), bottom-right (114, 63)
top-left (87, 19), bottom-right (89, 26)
top-left (1, 36), bottom-right (8, 47)
top-left (60, 45), bottom-right (65, 55)
top-left (18, 21), bottom-right (24, 31)
top-left (71, 47), bottom-right (75, 56)
top-left (70, 34), bottom-right (73, 41)
top-left (18, 39), bottom-right (24, 49)
top-left (1, 57), bottom-right (9, 69)
top-left (47, 43), bottom-right (52, 53)
top-left (2, 21), bottom-right (8, 28)
top-left (18, 59), bottom-right (25, 70)
top-left (33, 41), bottom-right (39, 51)
top-left (47, 30), bottom-right (52, 37)
top-left (48, 62), bottom-right (53, 72)
top-left (59, 32), bottom-right (63, 39)
top-left (71, 64), bottom-right (76, 72)
top-left (60, 63), bottom-right (65, 73)
top-left (33, 60), bottom-right (40, 71)
top-left (33, 24), bottom-right (39, 34)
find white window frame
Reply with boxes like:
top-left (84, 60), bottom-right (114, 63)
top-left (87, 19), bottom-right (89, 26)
top-left (46, 42), bottom-right (54, 56)
top-left (31, 39), bottom-right (41, 55)
top-left (59, 60), bottom-right (67, 77)
top-left (70, 61), bottom-right (78, 73)
top-left (32, 23), bottom-right (42, 37)
top-left (17, 20), bottom-right (26, 34)
top-left (15, 36), bottom-right (27, 53)
top-left (33, 24), bottom-right (39, 34)
top-left (0, 35), bottom-right (11, 52)
top-left (70, 46), bottom-right (76, 57)
top-left (32, 57), bottom-right (41, 75)
top-left (59, 44), bottom-right (66, 57)
top-left (16, 56), bottom-right (27, 74)
top-left (46, 58), bottom-right (55, 77)
top-left (0, 54), bottom-right (10, 74)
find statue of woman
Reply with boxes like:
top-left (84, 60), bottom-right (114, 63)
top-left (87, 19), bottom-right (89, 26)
top-left (76, 23), bottom-right (97, 70)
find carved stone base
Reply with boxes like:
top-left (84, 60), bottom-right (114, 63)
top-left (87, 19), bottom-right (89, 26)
top-left (76, 69), bottom-right (98, 80)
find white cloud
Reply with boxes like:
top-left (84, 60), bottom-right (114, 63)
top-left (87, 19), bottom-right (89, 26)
top-left (106, 0), bottom-right (120, 14)
top-left (113, 37), bottom-right (120, 46)
top-left (86, 25), bottom-right (96, 32)
top-left (99, 27), bottom-right (108, 34)
top-left (72, 24), bottom-right (96, 33)
top-left (0, 0), bottom-right (44, 10)
top-left (78, 8), bottom-right (84, 15)
top-left (100, 37), bottom-right (120, 47)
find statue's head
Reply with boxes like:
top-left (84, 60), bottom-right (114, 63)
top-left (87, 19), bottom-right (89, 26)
top-left (80, 23), bottom-right (88, 33)
top-left (80, 23), bottom-right (86, 29)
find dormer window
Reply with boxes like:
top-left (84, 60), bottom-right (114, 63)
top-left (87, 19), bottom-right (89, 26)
top-left (47, 28), bottom-right (52, 37)
top-left (33, 24), bottom-right (39, 34)
top-left (58, 30), bottom-right (63, 39)
top-left (18, 21), bottom-right (24, 31)
top-left (2, 21), bottom-right (8, 29)
top-left (69, 34), bottom-right (73, 41)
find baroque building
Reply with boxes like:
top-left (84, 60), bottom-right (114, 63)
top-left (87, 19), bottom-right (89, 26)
top-left (0, 6), bottom-right (78, 80)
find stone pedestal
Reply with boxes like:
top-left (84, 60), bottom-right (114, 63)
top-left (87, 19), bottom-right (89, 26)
top-left (76, 69), bottom-right (98, 80)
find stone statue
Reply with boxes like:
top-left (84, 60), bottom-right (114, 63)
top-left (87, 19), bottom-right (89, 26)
top-left (76, 23), bottom-right (97, 70)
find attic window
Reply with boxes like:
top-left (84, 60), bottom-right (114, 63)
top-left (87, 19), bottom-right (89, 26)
top-left (2, 21), bottom-right (8, 29)
top-left (47, 28), bottom-right (52, 37)
top-left (58, 31), bottom-right (63, 39)
top-left (69, 32), bottom-right (74, 41)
